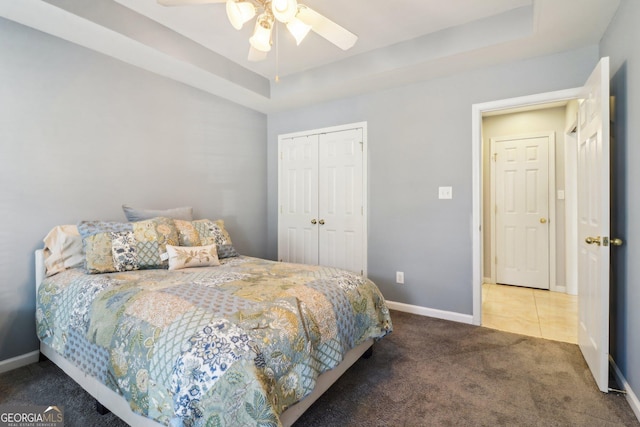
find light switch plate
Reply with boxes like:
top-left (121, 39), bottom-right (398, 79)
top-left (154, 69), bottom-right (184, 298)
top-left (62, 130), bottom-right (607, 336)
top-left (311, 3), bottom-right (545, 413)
top-left (438, 186), bottom-right (453, 199)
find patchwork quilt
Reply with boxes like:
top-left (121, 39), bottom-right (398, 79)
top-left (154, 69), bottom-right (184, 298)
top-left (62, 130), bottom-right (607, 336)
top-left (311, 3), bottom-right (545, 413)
top-left (36, 256), bottom-right (392, 426)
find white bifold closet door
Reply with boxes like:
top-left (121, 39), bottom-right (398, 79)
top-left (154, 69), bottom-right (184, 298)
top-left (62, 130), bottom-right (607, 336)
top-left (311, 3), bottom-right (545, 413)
top-left (278, 126), bottom-right (365, 274)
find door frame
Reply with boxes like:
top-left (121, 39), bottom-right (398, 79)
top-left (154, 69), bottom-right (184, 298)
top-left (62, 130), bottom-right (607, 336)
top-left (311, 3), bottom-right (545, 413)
top-left (277, 121), bottom-right (369, 276)
top-left (472, 89), bottom-right (581, 325)
top-left (489, 132), bottom-right (557, 290)
top-left (564, 126), bottom-right (579, 296)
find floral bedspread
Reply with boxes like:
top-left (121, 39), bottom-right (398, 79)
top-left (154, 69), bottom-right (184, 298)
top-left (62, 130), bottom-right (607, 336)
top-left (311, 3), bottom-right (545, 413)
top-left (36, 256), bottom-right (392, 426)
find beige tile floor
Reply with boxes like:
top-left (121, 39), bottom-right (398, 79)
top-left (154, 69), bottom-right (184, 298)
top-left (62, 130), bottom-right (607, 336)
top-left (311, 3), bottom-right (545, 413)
top-left (482, 283), bottom-right (578, 344)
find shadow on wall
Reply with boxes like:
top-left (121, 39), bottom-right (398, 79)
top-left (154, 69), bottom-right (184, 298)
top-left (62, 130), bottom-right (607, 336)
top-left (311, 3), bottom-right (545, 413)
top-left (609, 61), bottom-right (627, 364)
top-left (0, 247), bottom-right (40, 358)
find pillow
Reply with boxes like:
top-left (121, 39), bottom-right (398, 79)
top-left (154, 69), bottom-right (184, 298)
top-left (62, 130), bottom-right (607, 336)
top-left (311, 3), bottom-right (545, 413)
top-left (216, 244), bottom-right (240, 259)
top-left (166, 244), bottom-right (220, 270)
top-left (42, 225), bottom-right (84, 276)
top-left (174, 219), bottom-right (239, 258)
top-left (122, 204), bottom-right (193, 222)
top-left (78, 217), bottom-right (178, 274)
top-left (173, 219), bottom-right (201, 246)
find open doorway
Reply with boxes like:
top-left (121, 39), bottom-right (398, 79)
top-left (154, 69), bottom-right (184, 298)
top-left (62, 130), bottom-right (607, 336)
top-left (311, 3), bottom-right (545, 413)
top-left (481, 102), bottom-right (579, 343)
top-left (473, 58), bottom-right (613, 392)
top-left (479, 103), bottom-right (574, 342)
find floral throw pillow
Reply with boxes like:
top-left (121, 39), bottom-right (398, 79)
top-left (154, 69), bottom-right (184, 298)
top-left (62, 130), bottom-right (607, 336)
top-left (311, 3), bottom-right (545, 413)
top-left (174, 219), bottom-right (239, 259)
top-left (166, 244), bottom-right (220, 270)
top-left (78, 217), bottom-right (178, 273)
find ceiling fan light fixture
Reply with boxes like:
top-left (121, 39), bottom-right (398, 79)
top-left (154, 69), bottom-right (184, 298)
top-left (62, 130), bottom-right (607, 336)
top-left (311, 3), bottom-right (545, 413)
top-left (226, 0), bottom-right (256, 30)
top-left (286, 17), bottom-right (311, 45)
top-left (249, 14), bottom-right (274, 52)
top-left (271, 0), bottom-right (298, 23)
top-left (247, 45), bottom-right (268, 62)
top-left (159, 0), bottom-right (358, 62)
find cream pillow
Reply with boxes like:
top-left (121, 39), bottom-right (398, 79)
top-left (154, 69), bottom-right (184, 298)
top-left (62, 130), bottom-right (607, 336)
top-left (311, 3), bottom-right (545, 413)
top-left (166, 244), bottom-right (220, 271)
top-left (43, 225), bottom-right (84, 276)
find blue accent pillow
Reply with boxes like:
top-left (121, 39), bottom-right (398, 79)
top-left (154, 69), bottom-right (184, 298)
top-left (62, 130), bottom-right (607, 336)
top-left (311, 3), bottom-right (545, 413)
top-left (122, 205), bottom-right (193, 222)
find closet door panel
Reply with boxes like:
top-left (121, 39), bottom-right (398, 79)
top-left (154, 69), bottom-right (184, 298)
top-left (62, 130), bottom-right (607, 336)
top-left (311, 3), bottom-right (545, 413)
top-left (278, 135), bottom-right (319, 264)
top-left (318, 129), bottom-right (364, 273)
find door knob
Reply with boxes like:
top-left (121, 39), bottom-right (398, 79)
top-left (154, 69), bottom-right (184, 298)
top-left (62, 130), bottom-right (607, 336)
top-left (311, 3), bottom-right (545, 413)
top-left (611, 238), bottom-right (624, 246)
top-left (585, 236), bottom-right (601, 246)
top-left (311, 219), bottom-right (317, 225)
top-left (319, 219), bottom-right (325, 225)
top-left (540, 218), bottom-right (547, 224)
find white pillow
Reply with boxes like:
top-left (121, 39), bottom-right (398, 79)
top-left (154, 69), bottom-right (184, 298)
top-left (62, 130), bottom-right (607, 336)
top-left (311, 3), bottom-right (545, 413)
top-left (166, 244), bottom-right (220, 271)
top-left (43, 225), bottom-right (84, 276)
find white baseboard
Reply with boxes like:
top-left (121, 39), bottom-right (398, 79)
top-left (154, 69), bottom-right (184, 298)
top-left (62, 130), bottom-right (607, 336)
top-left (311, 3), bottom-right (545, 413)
top-left (0, 350), bottom-right (40, 374)
top-left (386, 300), bottom-right (473, 324)
top-left (610, 357), bottom-right (640, 423)
top-left (483, 277), bottom-right (493, 284)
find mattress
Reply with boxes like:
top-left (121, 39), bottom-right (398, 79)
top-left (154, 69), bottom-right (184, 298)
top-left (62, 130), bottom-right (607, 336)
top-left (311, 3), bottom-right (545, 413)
top-left (36, 255), bottom-right (392, 426)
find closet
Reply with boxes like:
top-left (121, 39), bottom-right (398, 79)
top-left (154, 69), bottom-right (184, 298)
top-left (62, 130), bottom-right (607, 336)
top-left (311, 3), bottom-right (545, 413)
top-left (277, 123), bottom-right (367, 275)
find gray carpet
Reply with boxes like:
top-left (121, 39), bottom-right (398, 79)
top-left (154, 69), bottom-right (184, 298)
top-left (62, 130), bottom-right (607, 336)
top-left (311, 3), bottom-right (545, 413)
top-left (1, 310), bottom-right (638, 426)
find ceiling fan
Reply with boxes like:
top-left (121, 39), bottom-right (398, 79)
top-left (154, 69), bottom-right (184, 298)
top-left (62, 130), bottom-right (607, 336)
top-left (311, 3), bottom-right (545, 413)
top-left (157, 0), bottom-right (358, 62)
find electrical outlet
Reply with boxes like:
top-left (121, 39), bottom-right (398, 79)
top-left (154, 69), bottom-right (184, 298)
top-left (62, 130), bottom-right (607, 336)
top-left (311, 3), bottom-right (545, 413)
top-left (396, 271), bottom-right (405, 284)
top-left (438, 186), bottom-right (453, 199)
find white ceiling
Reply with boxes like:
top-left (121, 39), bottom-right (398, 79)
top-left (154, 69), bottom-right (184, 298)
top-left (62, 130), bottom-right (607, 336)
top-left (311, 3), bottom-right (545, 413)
top-left (0, 0), bottom-right (621, 113)
top-left (112, 0), bottom-right (534, 78)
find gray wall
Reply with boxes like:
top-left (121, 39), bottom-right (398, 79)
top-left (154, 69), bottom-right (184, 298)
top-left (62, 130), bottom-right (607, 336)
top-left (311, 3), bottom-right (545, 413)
top-left (600, 0), bottom-right (640, 403)
top-left (267, 45), bottom-right (599, 316)
top-left (0, 19), bottom-right (267, 361)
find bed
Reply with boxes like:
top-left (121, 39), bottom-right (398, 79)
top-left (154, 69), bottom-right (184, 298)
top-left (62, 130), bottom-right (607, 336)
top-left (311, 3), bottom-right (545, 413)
top-left (34, 217), bottom-right (392, 427)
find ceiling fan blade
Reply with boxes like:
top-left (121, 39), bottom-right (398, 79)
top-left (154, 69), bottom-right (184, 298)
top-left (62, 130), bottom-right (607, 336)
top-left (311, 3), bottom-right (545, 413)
top-left (248, 46), bottom-right (268, 62)
top-left (157, 0), bottom-right (225, 6)
top-left (296, 5), bottom-right (357, 50)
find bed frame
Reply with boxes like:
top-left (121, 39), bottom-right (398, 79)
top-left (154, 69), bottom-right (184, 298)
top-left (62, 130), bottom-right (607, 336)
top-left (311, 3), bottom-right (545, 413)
top-left (35, 250), bottom-right (373, 427)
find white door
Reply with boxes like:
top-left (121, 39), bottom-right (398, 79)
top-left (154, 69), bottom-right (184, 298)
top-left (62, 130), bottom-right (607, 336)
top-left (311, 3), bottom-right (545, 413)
top-left (494, 135), bottom-right (550, 289)
top-left (318, 129), bottom-right (364, 273)
top-left (278, 134), bottom-right (319, 265)
top-left (278, 124), bottom-right (367, 275)
top-left (577, 57), bottom-right (610, 393)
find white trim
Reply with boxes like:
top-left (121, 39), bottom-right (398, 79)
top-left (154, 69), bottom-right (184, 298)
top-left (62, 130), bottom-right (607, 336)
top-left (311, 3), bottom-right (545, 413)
top-left (276, 122), bottom-right (368, 139)
top-left (548, 132), bottom-right (558, 292)
top-left (610, 357), bottom-right (640, 423)
top-left (361, 124), bottom-right (368, 277)
top-left (564, 128), bottom-right (579, 295)
top-left (0, 351), bottom-right (40, 374)
top-left (489, 137), bottom-right (497, 285)
top-left (553, 285), bottom-right (567, 293)
top-left (386, 301), bottom-right (474, 325)
top-left (472, 103), bottom-right (483, 326)
top-left (472, 88), bottom-right (582, 325)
